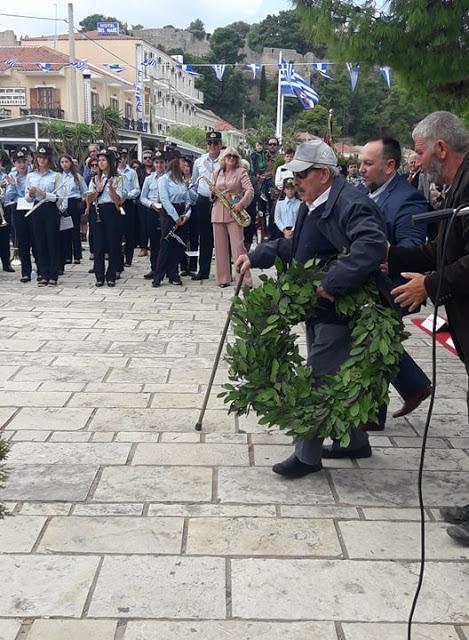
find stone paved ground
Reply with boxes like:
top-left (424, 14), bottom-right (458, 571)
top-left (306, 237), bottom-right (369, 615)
top-left (0, 254), bottom-right (468, 640)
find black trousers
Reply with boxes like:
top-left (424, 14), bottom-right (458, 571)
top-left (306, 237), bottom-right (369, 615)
top-left (146, 204), bottom-right (161, 272)
top-left (0, 214), bottom-right (11, 268)
top-left (154, 207), bottom-right (188, 282)
top-left (91, 202), bottom-right (121, 283)
top-left (137, 201), bottom-right (149, 249)
top-left (180, 205), bottom-right (198, 272)
top-left (122, 199), bottom-right (136, 264)
top-left (31, 202), bottom-right (60, 281)
top-left (13, 205), bottom-right (35, 277)
top-left (64, 198), bottom-right (84, 262)
top-left (195, 195), bottom-right (213, 277)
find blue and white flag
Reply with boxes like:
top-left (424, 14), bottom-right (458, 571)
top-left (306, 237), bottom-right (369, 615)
top-left (69, 60), bottom-right (88, 72)
top-left (380, 66), bottom-right (392, 88)
top-left (312, 62), bottom-right (332, 80)
top-left (246, 63), bottom-right (260, 79)
top-left (103, 63), bottom-right (125, 73)
top-left (176, 64), bottom-right (202, 78)
top-left (345, 62), bottom-right (360, 91)
top-left (0, 58), bottom-right (17, 67)
top-left (141, 58), bottom-right (157, 67)
top-left (279, 59), bottom-right (319, 109)
top-left (136, 68), bottom-right (143, 114)
top-left (211, 64), bottom-right (226, 81)
top-left (36, 63), bottom-right (51, 72)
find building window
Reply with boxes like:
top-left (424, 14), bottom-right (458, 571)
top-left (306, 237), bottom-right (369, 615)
top-left (110, 96), bottom-right (119, 111)
top-left (38, 88), bottom-right (55, 110)
top-left (91, 91), bottom-right (99, 112)
top-left (125, 101), bottom-right (132, 119)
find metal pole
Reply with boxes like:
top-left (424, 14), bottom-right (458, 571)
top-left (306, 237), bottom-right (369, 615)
top-left (275, 50), bottom-right (284, 143)
top-left (68, 3), bottom-right (78, 122)
top-left (195, 273), bottom-right (245, 431)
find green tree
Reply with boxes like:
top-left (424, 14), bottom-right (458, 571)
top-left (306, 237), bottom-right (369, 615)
top-left (79, 13), bottom-right (128, 33)
top-left (247, 10), bottom-right (312, 54)
top-left (226, 21), bottom-right (250, 40)
top-left (209, 27), bottom-right (245, 63)
top-left (295, 105), bottom-right (330, 137)
top-left (168, 126), bottom-right (207, 149)
top-left (259, 66), bottom-right (267, 102)
top-left (294, 0), bottom-right (469, 113)
top-left (187, 19), bottom-right (206, 40)
top-left (41, 121), bottom-right (98, 168)
top-left (92, 105), bottom-right (121, 148)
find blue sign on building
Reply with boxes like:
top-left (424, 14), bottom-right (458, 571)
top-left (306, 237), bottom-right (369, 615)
top-left (97, 22), bottom-right (120, 35)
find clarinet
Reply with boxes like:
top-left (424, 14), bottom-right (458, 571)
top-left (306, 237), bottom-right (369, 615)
top-left (93, 176), bottom-right (102, 224)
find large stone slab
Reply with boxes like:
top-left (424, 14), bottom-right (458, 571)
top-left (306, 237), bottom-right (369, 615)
top-left (132, 443), bottom-right (249, 466)
top-left (355, 447), bottom-right (469, 471)
top-left (7, 442), bottom-right (131, 465)
top-left (6, 407), bottom-right (92, 431)
top-left (341, 623), bottom-right (460, 639)
top-left (0, 620), bottom-right (21, 640)
top-left (231, 558), bottom-right (469, 623)
top-left (12, 364), bottom-right (109, 384)
top-left (38, 516), bottom-right (184, 554)
top-left (148, 503), bottom-right (276, 517)
top-left (186, 517), bottom-right (342, 557)
top-left (27, 620), bottom-right (117, 640)
top-left (88, 556), bottom-right (225, 618)
top-left (123, 620), bottom-right (337, 640)
top-left (67, 392), bottom-right (151, 408)
top-left (0, 392), bottom-right (71, 407)
top-left (218, 467), bottom-right (334, 505)
top-left (0, 464), bottom-right (98, 501)
top-left (93, 466), bottom-right (212, 502)
top-left (0, 555), bottom-right (99, 616)
top-left (0, 515), bottom-right (46, 551)
top-left (89, 408), bottom-right (235, 433)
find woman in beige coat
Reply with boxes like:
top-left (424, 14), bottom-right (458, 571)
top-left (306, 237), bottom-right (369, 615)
top-left (211, 148), bottom-right (254, 287)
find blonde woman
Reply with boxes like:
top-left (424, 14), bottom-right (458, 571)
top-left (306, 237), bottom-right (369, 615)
top-left (211, 148), bottom-right (254, 288)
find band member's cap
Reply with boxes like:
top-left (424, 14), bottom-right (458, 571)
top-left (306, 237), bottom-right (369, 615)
top-left (97, 148), bottom-right (117, 162)
top-left (206, 131), bottom-right (222, 143)
top-left (118, 146), bottom-right (129, 155)
top-left (284, 140), bottom-right (337, 173)
top-left (12, 149), bottom-right (27, 161)
top-left (283, 177), bottom-right (295, 188)
top-left (153, 150), bottom-right (164, 160)
top-left (36, 145), bottom-right (53, 158)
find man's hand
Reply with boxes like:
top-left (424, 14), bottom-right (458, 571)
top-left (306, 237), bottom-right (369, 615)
top-left (176, 215), bottom-right (188, 226)
top-left (391, 272), bottom-right (428, 312)
top-left (283, 229), bottom-right (293, 239)
top-left (235, 254), bottom-right (251, 274)
top-left (317, 284), bottom-right (335, 302)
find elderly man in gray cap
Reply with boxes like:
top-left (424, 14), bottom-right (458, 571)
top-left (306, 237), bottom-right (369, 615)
top-left (236, 140), bottom-right (388, 477)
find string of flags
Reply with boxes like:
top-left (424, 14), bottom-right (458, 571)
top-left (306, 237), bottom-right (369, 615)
top-left (279, 59), bottom-right (319, 110)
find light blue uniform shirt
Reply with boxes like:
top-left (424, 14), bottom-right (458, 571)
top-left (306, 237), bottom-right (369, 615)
top-left (87, 174), bottom-right (125, 204)
top-left (4, 171), bottom-right (28, 204)
top-left (57, 171), bottom-right (87, 199)
top-left (140, 173), bottom-right (160, 208)
top-left (24, 169), bottom-right (60, 202)
top-left (192, 153), bottom-right (220, 197)
top-left (119, 166), bottom-right (140, 200)
top-left (158, 173), bottom-right (191, 222)
top-left (274, 196), bottom-right (301, 232)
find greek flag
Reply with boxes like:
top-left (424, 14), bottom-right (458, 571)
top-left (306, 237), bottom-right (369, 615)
top-left (380, 66), bottom-right (392, 88)
top-left (103, 63), bottom-right (125, 73)
top-left (36, 63), bottom-right (51, 72)
top-left (141, 58), bottom-right (157, 67)
top-left (345, 63), bottom-right (360, 92)
top-left (69, 60), bottom-right (88, 72)
top-left (176, 64), bottom-right (201, 78)
top-left (279, 59), bottom-right (319, 109)
top-left (0, 58), bottom-right (17, 67)
top-left (312, 62), bottom-right (332, 80)
top-left (246, 63), bottom-right (260, 79)
top-left (211, 64), bottom-right (226, 81)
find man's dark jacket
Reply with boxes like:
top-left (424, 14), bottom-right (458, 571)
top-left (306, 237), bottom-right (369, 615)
top-left (249, 177), bottom-right (388, 298)
top-left (389, 152), bottom-right (469, 362)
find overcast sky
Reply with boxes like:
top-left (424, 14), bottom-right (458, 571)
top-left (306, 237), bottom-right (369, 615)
top-left (1, 1), bottom-right (291, 39)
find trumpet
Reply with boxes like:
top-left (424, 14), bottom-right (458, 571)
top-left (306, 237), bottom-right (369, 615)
top-left (189, 175), bottom-right (251, 228)
top-left (0, 187), bottom-right (8, 227)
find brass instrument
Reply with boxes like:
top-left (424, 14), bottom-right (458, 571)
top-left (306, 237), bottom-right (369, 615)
top-left (189, 175), bottom-right (251, 228)
top-left (0, 187), bottom-right (8, 227)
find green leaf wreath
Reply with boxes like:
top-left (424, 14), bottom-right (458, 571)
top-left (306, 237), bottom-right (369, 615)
top-left (220, 258), bottom-right (409, 447)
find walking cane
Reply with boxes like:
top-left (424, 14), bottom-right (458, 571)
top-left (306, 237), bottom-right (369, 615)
top-left (195, 272), bottom-right (245, 431)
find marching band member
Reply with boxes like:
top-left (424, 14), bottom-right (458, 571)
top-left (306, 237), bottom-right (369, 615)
top-left (57, 153), bottom-right (87, 265)
top-left (152, 157), bottom-right (191, 288)
top-left (118, 147), bottom-right (140, 267)
top-left (140, 151), bottom-right (166, 281)
top-left (273, 177), bottom-right (301, 239)
top-left (0, 151), bottom-right (14, 273)
top-left (86, 149), bottom-right (124, 287)
top-left (24, 146), bottom-right (61, 286)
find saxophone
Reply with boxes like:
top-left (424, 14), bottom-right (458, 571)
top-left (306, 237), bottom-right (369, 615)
top-left (190, 175), bottom-right (251, 228)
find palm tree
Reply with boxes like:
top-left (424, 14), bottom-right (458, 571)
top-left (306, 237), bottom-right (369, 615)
top-left (93, 105), bottom-right (121, 148)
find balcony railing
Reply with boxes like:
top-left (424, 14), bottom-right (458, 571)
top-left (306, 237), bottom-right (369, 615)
top-left (20, 108), bottom-right (65, 119)
top-left (120, 118), bottom-right (148, 132)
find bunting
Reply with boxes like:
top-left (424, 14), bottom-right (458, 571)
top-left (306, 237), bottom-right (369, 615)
top-left (36, 63), bottom-right (51, 72)
top-left (278, 59), bottom-right (319, 109)
top-left (312, 62), bottom-right (332, 80)
top-left (136, 68), bottom-right (142, 114)
top-left (0, 58), bottom-right (17, 67)
top-left (380, 66), bottom-right (392, 88)
top-left (141, 58), bottom-right (157, 67)
top-left (246, 63), bottom-right (260, 79)
top-left (69, 60), bottom-right (88, 72)
top-left (345, 63), bottom-right (360, 91)
top-left (211, 64), bottom-right (226, 81)
top-left (176, 64), bottom-right (202, 78)
top-left (103, 63), bottom-right (125, 73)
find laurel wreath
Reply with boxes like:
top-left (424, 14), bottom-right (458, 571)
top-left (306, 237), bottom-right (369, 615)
top-left (220, 258), bottom-right (409, 447)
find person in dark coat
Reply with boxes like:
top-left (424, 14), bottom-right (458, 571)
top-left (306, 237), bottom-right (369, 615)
top-left (388, 111), bottom-right (469, 546)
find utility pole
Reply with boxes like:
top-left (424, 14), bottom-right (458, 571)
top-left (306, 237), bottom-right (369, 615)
top-left (68, 3), bottom-right (78, 122)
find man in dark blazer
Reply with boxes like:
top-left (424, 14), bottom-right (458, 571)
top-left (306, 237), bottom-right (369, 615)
top-left (388, 111), bottom-right (469, 546)
top-left (236, 140), bottom-right (388, 478)
top-left (359, 137), bottom-right (432, 427)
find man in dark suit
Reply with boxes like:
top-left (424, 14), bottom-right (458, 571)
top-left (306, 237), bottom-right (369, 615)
top-left (388, 111), bottom-right (469, 546)
top-left (359, 138), bottom-right (432, 428)
top-left (236, 140), bottom-right (388, 478)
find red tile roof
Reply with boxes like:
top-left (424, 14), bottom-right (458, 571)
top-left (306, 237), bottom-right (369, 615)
top-left (0, 46), bottom-right (70, 72)
top-left (215, 117), bottom-right (240, 132)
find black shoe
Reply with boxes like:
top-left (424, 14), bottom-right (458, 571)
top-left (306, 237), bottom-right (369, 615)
top-left (152, 279), bottom-right (161, 288)
top-left (446, 522), bottom-right (469, 546)
top-left (272, 454), bottom-right (323, 478)
top-left (322, 442), bottom-right (372, 459)
top-left (88, 268), bottom-right (95, 274)
top-left (95, 281), bottom-right (104, 287)
top-left (107, 281), bottom-right (115, 287)
top-left (191, 273), bottom-right (207, 281)
top-left (180, 270), bottom-right (195, 277)
top-left (124, 262), bottom-right (132, 267)
top-left (144, 271), bottom-right (154, 280)
top-left (440, 503), bottom-right (469, 524)
top-left (3, 265), bottom-right (15, 272)
top-left (169, 279), bottom-right (183, 286)
top-left (361, 421), bottom-right (385, 432)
